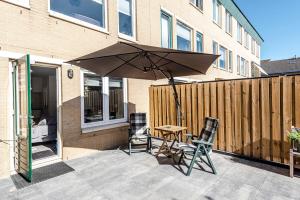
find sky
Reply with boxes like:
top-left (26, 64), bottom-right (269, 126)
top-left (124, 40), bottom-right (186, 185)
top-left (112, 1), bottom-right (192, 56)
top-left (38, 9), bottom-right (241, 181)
top-left (234, 0), bottom-right (300, 61)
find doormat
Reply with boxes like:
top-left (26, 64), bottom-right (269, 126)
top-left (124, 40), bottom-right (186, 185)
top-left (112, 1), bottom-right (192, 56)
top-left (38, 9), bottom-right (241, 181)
top-left (11, 162), bottom-right (75, 189)
top-left (32, 150), bottom-right (56, 160)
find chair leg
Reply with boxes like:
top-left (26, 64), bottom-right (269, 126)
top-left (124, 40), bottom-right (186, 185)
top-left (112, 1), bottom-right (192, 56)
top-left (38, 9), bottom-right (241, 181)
top-left (149, 137), bottom-right (153, 154)
top-left (186, 151), bottom-right (198, 176)
top-left (205, 153), bottom-right (217, 175)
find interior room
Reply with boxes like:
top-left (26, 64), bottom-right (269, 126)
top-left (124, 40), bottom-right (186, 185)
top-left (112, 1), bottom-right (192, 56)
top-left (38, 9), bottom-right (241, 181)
top-left (31, 66), bottom-right (57, 161)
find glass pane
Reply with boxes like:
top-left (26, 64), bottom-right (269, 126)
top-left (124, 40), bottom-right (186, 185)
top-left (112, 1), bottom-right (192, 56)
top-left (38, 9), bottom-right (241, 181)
top-left (196, 32), bottom-right (203, 53)
top-left (84, 74), bottom-right (103, 123)
top-left (109, 78), bottom-right (124, 120)
top-left (213, 41), bottom-right (218, 65)
top-left (50, 0), bottom-right (105, 27)
top-left (219, 46), bottom-right (226, 69)
top-left (177, 23), bottom-right (191, 51)
top-left (161, 13), bottom-right (171, 48)
top-left (119, 0), bottom-right (133, 36)
top-left (213, 0), bottom-right (217, 21)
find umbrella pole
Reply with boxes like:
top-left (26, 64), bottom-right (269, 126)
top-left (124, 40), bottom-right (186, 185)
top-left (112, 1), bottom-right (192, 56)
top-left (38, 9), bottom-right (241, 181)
top-left (168, 75), bottom-right (181, 126)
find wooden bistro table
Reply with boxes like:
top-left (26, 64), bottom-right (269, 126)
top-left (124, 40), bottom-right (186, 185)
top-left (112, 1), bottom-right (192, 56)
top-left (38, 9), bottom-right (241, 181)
top-left (154, 125), bottom-right (187, 157)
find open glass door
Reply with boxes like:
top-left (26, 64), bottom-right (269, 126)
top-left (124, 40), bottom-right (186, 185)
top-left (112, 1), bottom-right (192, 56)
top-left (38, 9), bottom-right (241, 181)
top-left (13, 54), bottom-right (32, 182)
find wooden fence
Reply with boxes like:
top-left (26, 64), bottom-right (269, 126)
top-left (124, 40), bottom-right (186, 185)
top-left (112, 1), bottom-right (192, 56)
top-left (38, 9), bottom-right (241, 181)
top-left (149, 75), bottom-right (300, 164)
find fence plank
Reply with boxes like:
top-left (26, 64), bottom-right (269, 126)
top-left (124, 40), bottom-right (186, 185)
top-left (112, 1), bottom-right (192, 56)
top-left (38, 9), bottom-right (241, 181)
top-left (161, 87), bottom-right (167, 126)
top-left (217, 82), bottom-right (225, 151)
top-left (282, 76), bottom-right (292, 164)
top-left (234, 81), bottom-right (242, 154)
top-left (197, 84), bottom-right (204, 137)
top-left (192, 84), bottom-right (198, 134)
top-left (149, 87), bottom-right (154, 132)
top-left (153, 87), bottom-right (159, 136)
top-left (295, 76), bottom-right (300, 127)
top-left (165, 86), bottom-right (170, 125)
top-left (242, 80), bottom-right (251, 157)
top-left (252, 79), bottom-right (261, 159)
top-left (181, 85), bottom-right (187, 137)
top-left (157, 87), bottom-right (162, 137)
top-left (224, 81), bottom-right (232, 152)
top-left (210, 82), bottom-right (218, 149)
top-left (271, 77), bottom-right (281, 163)
top-left (261, 78), bottom-right (271, 161)
top-left (186, 84), bottom-right (192, 134)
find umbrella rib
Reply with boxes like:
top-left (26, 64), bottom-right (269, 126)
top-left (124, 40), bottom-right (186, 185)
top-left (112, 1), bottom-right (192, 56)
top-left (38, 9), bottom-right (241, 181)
top-left (116, 55), bottom-right (145, 72)
top-left (149, 52), bottom-right (205, 74)
top-left (69, 52), bottom-right (138, 62)
top-left (104, 54), bottom-right (140, 77)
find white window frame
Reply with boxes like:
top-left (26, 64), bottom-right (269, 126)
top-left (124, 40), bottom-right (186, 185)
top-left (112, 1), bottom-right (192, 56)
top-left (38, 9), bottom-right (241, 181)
top-left (48, 0), bottom-right (108, 33)
top-left (244, 31), bottom-right (249, 49)
top-left (176, 20), bottom-right (193, 52)
top-left (80, 70), bottom-right (128, 129)
top-left (251, 37), bottom-right (256, 55)
top-left (256, 42), bottom-right (260, 58)
top-left (117, 0), bottom-right (136, 41)
top-left (219, 45), bottom-right (227, 70)
top-left (212, 40), bottom-right (219, 67)
top-left (225, 10), bottom-right (232, 35)
top-left (190, 0), bottom-right (203, 11)
top-left (212, 0), bottom-right (222, 27)
top-left (5, 0), bottom-right (30, 8)
top-left (195, 31), bottom-right (204, 53)
top-left (237, 23), bottom-right (243, 44)
top-left (228, 50), bottom-right (233, 73)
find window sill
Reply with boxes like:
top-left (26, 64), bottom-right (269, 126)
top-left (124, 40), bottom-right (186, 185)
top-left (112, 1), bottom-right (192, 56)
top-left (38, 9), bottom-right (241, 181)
top-left (82, 122), bottom-right (129, 134)
top-left (226, 32), bottom-right (232, 37)
top-left (4, 0), bottom-right (30, 9)
top-left (118, 33), bottom-right (137, 43)
top-left (49, 11), bottom-right (109, 34)
top-left (213, 21), bottom-right (222, 29)
top-left (189, 3), bottom-right (203, 14)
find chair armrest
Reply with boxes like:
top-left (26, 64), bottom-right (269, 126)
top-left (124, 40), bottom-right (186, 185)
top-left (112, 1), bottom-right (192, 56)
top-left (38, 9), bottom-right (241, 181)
top-left (192, 140), bottom-right (213, 146)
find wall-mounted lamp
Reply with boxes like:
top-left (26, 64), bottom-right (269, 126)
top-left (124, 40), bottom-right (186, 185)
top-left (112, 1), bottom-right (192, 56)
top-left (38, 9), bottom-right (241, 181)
top-left (67, 69), bottom-right (74, 79)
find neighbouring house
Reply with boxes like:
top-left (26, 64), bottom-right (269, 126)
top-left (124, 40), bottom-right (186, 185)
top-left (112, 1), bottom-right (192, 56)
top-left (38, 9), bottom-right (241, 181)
top-left (261, 57), bottom-right (300, 76)
top-left (0, 0), bottom-right (263, 179)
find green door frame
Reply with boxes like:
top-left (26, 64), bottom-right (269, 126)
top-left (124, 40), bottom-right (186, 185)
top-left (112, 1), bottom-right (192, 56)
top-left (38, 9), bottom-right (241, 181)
top-left (13, 54), bottom-right (32, 182)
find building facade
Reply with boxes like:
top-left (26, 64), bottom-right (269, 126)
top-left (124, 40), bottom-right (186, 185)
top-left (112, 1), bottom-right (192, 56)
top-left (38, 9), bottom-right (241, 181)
top-left (0, 0), bottom-right (263, 179)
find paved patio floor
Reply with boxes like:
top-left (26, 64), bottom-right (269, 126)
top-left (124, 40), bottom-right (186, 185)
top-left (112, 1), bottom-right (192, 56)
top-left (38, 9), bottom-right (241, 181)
top-left (1, 148), bottom-right (300, 200)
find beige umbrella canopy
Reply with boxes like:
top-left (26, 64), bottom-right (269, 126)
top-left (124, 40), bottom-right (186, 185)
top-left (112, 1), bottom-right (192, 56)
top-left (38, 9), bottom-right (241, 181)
top-left (67, 42), bottom-right (219, 124)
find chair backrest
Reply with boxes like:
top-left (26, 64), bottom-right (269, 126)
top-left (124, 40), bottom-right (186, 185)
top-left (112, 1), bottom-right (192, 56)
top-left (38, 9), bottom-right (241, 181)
top-left (198, 117), bottom-right (219, 147)
top-left (129, 113), bottom-right (147, 135)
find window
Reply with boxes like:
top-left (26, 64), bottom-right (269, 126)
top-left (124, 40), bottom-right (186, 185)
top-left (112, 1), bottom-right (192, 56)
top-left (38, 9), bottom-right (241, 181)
top-left (176, 22), bottom-right (192, 51)
top-left (118, 0), bottom-right (135, 38)
top-left (50, 0), bottom-right (106, 30)
top-left (83, 74), bottom-right (103, 124)
top-left (251, 37), bottom-right (256, 55)
top-left (109, 78), bottom-right (124, 120)
top-left (240, 57), bottom-right (245, 76)
top-left (245, 60), bottom-right (249, 77)
top-left (161, 11), bottom-right (173, 48)
top-left (228, 50), bottom-right (233, 72)
top-left (244, 31), bottom-right (249, 49)
top-left (82, 72), bottom-right (127, 128)
top-left (237, 23), bottom-right (243, 44)
top-left (212, 0), bottom-right (222, 26)
top-left (212, 41), bottom-right (218, 66)
top-left (256, 42), bottom-right (260, 58)
top-left (219, 46), bottom-right (227, 70)
top-left (196, 32), bottom-right (203, 53)
top-left (190, 0), bottom-right (203, 11)
top-left (6, 0), bottom-right (29, 7)
top-left (225, 10), bottom-right (232, 35)
top-left (237, 55), bottom-right (240, 75)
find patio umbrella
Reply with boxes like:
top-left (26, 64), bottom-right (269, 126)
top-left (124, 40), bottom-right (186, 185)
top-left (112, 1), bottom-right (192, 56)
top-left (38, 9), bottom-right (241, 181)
top-left (67, 42), bottom-right (219, 125)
